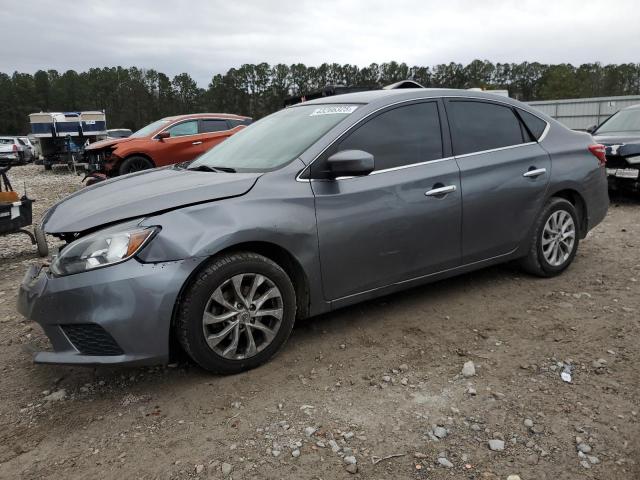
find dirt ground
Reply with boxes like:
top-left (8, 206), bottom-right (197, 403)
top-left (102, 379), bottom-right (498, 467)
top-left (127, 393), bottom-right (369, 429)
top-left (0, 164), bottom-right (638, 480)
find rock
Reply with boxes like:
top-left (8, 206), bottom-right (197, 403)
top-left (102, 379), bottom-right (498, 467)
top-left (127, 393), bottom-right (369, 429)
top-left (524, 418), bottom-right (534, 428)
top-left (587, 455), bottom-right (600, 464)
top-left (195, 464), bottom-right (204, 474)
top-left (304, 426), bottom-right (317, 437)
top-left (344, 455), bottom-right (357, 465)
top-left (382, 375), bottom-right (391, 383)
top-left (580, 460), bottom-right (591, 469)
top-left (531, 424), bottom-right (544, 434)
top-left (438, 457), bottom-right (454, 468)
top-left (462, 361), bottom-right (476, 377)
top-left (506, 476), bottom-right (522, 480)
top-left (467, 386), bottom-right (477, 395)
top-left (345, 464), bottom-right (358, 474)
top-left (43, 389), bottom-right (66, 402)
top-left (526, 453), bottom-right (539, 465)
top-left (433, 426), bottom-right (448, 439)
top-left (291, 449), bottom-right (300, 458)
top-left (414, 452), bottom-right (427, 458)
top-left (399, 363), bottom-right (409, 372)
top-left (488, 439), bottom-right (505, 451)
top-left (221, 462), bottom-right (233, 475)
top-left (271, 449), bottom-right (281, 457)
top-left (329, 439), bottom-right (340, 453)
top-left (592, 358), bottom-right (607, 369)
top-left (576, 443), bottom-right (592, 453)
top-left (343, 431), bottom-right (354, 440)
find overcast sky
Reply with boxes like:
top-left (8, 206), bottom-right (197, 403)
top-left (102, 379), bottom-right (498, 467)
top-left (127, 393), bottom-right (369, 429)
top-left (1, 0), bottom-right (639, 86)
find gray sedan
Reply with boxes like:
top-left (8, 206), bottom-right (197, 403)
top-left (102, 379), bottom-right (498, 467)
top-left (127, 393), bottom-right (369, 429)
top-left (18, 89), bottom-right (609, 373)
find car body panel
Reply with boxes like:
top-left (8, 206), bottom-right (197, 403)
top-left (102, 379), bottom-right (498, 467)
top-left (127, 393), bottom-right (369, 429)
top-left (42, 167), bottom-right (261, 234)
top-left (19, 88), bottom-right (609, 367)
top-left (311, 159), bottom-right (462, 300)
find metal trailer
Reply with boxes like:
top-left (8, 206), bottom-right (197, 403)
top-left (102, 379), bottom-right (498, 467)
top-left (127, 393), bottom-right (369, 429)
top-left (29, 111), bottom-right (108, 170)
top-left (528, 95), bottom-right (640, 131)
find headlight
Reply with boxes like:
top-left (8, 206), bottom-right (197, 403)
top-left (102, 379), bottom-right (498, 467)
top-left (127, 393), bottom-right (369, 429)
top-left (51, 226), bottom-right (159, 276)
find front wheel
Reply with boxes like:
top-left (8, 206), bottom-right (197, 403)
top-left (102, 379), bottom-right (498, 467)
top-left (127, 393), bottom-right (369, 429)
top-left (520, 197), bottom-right (579, 277)
top-left (176, 252), bottom-right (297, 374)
top-left (118, 156), bottom-right (154, 175)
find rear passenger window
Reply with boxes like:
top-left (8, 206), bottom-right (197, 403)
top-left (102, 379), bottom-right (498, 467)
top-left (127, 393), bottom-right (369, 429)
top-left (338, 102), bottom-right (442, 171)
top-left (447, 100), bottom-right (525, 155)
top-left (517, 109), bottom-right (548, 140)
top-left (200, 119), bottom-right (229, 133)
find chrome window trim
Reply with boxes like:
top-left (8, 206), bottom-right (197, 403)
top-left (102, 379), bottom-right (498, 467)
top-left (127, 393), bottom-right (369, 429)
top-left (454, 141), bottom-right (537, 159)
top-left (153, 117), bottom-right (236, 140)
top-left (296, 94), bottom-right (551, 183)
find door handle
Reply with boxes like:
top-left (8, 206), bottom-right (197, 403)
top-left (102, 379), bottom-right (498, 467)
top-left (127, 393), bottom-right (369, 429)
top-left (192, 141), bottom-right (203, 145)
top-left (523, 167), bottom-right (546, 178)
top-left (425, 185), bottom-right (457, 197)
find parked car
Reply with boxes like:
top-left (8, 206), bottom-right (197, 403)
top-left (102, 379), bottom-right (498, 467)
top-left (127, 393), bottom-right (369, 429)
top-left (587, 104), bottom-right (640, 192)
top-left (0, 137), bottom-right (32, 165)
top-left (18, 89), bottom-right (608, 373)
top-left (18, 136), bottom-right (37, 159)
top-left (84, 113), bottom-right (252, 177)
top-left (106, 128), bottom-right (133, 139)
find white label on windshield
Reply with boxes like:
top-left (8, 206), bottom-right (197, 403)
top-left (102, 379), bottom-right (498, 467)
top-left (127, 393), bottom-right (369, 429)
top-left (310, 106), bottom-right (358, 116)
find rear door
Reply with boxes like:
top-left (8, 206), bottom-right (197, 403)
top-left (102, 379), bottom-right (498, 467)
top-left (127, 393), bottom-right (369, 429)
top-left (444, 99), bottom-right (551, 264)
top-left (311, 100), bottom-right (462, 300)
top-left (197, 118), bottom-right (233, 155)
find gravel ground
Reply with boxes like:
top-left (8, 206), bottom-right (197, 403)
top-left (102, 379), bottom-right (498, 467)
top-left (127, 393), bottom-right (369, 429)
top-left (0, 165), bottom-right (639, 480)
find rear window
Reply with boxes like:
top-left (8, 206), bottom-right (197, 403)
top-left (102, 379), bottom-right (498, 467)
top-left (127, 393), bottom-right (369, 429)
top-left (0, 138), bottom-right (13, 145)
top-left (518, 109), bottom-right (547, 140)
top-left (200, 119), bottom-right (229, 133)
top-left (447, 100), bottom-right (525, 155)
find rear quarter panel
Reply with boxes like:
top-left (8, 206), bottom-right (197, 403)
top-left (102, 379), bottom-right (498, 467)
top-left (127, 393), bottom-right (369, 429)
top-left (541, 124), bottom-right (609, 233)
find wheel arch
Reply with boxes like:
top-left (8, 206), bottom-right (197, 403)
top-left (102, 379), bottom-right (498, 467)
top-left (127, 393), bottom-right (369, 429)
top-left (168, 241), bottom-right (311, 361)
top-left (547, 188), bottom-right (588, 238)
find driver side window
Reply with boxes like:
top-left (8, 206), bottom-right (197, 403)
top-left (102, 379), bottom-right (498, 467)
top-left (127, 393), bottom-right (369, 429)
top-left (167, 120), bottom-right (198, 137)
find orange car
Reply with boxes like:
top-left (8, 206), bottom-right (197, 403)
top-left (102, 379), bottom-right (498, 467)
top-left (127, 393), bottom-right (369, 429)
top-left (84, 113), bottom-right (252, 177)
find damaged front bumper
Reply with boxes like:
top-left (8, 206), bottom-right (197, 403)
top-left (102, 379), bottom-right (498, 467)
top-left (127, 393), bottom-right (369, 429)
top-left (17, 258), bottom-right (196, 366)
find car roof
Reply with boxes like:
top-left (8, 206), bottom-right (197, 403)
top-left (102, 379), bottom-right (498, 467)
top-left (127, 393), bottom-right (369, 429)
top-left (295, 88), bottom-right (527, 109)
top-left (161, 113), bottom-right (251, 122)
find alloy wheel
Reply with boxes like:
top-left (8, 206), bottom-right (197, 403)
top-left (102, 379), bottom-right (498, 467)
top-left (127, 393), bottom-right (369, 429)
top-left (202, 273), bottom-right (284, 360)
top-left (541, 210), bottom-right (576, 267)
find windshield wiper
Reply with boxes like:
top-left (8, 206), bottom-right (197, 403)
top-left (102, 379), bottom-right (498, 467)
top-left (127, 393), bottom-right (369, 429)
top-left (187, 165), bottom-right (236, 173)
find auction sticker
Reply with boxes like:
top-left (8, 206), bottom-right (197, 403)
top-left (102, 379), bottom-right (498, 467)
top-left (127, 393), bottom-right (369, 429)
top-left (310, 106), bottom-right (358, 116)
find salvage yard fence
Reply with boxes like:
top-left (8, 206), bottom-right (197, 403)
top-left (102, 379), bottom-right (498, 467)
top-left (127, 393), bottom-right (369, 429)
top-left (528, 95), bottom-right (640, 131)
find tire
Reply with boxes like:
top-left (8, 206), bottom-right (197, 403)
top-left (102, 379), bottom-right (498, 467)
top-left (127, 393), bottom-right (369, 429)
top-left (176, 252), bottom-right (297, 374)
top-left (520, 197), bottom-right (580, 277)
top-left (34, 225), bottom-right (48, 258)
top-left (44, 162), bottom-right (52, 171)
top-left (118, 156), bottom-right (154, 175)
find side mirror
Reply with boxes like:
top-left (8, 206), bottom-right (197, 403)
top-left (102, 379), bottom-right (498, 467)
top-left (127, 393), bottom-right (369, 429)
top-left (326, 150), bottom-right (374, 177)
top-left (586, 124), bottom-right (597, 134)
top-left (156, 131), bottom-right (171, 140)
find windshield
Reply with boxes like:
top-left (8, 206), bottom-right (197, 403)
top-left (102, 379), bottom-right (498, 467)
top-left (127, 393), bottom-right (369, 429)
top-left (130, 119), bottom-right (171, 138)
top-left (189, 104), bottom-right (359, 172)
top-left (597, 109), bottom-right (640, 134)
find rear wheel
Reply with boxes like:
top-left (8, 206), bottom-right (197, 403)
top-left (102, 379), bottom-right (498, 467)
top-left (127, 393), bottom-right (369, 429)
top-left (34, 225), bottom-right (48, 257)
top-left (520, 197), bottom-right (579, 277)
top-left (118, 156), bottom-right (154, 175)
top-left (176, 252), bottom-right (296, 374)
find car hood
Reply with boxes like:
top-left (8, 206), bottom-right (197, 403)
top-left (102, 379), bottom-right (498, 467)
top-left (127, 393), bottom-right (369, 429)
top-left (42, 167), bottom-right (261, 234)
top-left (85, 137), bottom-right (133, 151)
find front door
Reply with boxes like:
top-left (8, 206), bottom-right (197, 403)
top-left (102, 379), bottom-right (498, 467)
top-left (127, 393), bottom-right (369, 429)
top-left (311, 101), bottom-right (462, 301)
top-left (444, 99), bottom-right (551, 263)
top-left (155, 119), bottom-right (203, 166)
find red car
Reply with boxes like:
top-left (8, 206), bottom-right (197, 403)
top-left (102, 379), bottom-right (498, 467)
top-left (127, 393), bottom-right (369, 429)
top-left (85, 113), bottom-right (252, 177)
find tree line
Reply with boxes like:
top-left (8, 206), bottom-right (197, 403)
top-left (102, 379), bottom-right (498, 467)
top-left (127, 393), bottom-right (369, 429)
top-left (1, 60), bottom-right (640, 135)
